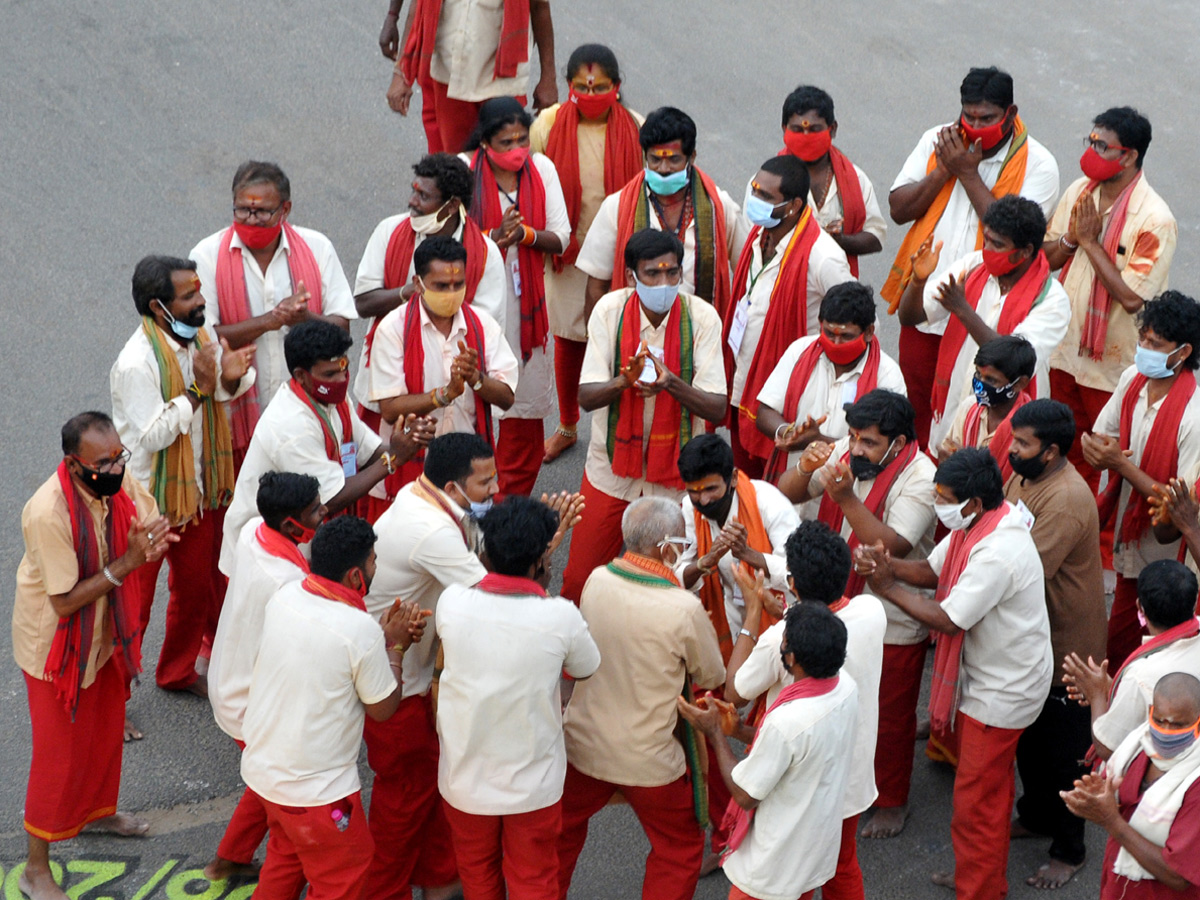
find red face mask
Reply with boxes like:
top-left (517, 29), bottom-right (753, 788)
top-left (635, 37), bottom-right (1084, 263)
top-left (783, 129), bottom-right (833, 162)
top-left (233, 220), bottom-right (283, 250)
top-left (571, 87), bottom-right (618, 119)
top-left (981, 247), bottom-right (1023, 277)
top-left (284, 516), bottom-right (317, 545)
top-left (960, 114), bottom-right (1008, 151)
top-left (310, 374), bottom-right (348, 406)
top-left (1080, 146), bottom-right (1124, 182)
top-left (819, 332), bottom-right (868, 365)
top-left (486, 146), bottom-right (530, 172)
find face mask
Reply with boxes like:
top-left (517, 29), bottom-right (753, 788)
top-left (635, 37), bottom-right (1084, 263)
top-left (310, 374), bottom-right (348, 406)
top-left (819, 332), bottom-right (868, 366)
top-left (1137, 606), bottom-right (1148, 629)
top-left (409, 201), bottom-right (455, 236)
top-left (571, 87), bottom-right (618, 119)
top-left (981, 247), bottom-right (1023, 277)
top-left (350, 567), bottom-right (371, 599)
top-left (1147, 707), bottom-right (1200, 760)
top-left (467, 497), bottom-right (493, 519)
top-left (849, 440), bottom-right (896, 482)
top-left (634, 277), bottom-right (679, 315)
top-left (1135, 343), bottom-right (1184, 380)
top-left (934, 498), bottom-right (976, 531)
top-left (972, 373), bottom-right (1019, 407)
top-left (644, 166), bottom-right (689, 196)
top-left (694, 484), bottom-right (734, 522)
top-left (783, 128), bottom-right (832, 162)
top-left (1008, 449), bottom-right (1048, 481)
top-left (284, 516), bottom-right (317, 545)
top-left (156, 300), bottom-right (200, 341)
top-left (486, 146), bottom-right (530, 172)
top-left (233, 220), bottom-right (283, 250)
top-left (419, 277), bottom-right (467, 318)
top-left (960, 114), bottom-right (1008, 151)
top-left (75, 461), bottom-right (125, 497)
top-left (743, 184), bottom-right (788, 228)
top-left (1079, 146), bottom-right (1124, 182)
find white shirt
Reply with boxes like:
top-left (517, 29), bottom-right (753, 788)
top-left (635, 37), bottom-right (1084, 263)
top-left (676, 480), bottom-right (799, 637)
top-left (920, 249), bottom-right (1071, 448)
top-left (353, 211), bottom-right (507, 413)
top-left (1093, 628), bottom-right (1200, 751)
top-left (209, 517), bottom-right (308, 742)
top-left (191, 224), bottom-right (356, 408)
top-left (723, 676), bottom-right (858, 900)
top-left (365, 480), bottom-right (487, 699)
top-left (929, 505), bottom-right (1053, 729)
top-left (110, 322), bottom-right (255, 523)
top-left (812, 161), bottom-right (888, 246)
top-left (436, 582), bottom-right (601, 815)
top-left (430, 0), bottom-right (538, 103)
top-left (240, 580), bottom-right (396, 806)
top-left (734, 595), bottom-right (885, 816)
top-left (220, 383), bottom-right (382, 574)
top-left (891, 125), bottom-right (1060, 285)
top-left (1093, 367), bottom-right (1200, 577)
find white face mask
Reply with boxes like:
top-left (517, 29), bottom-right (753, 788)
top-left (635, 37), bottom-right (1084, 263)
top-left (410, 201), bottom-right (456, 235)
top-left (934, 498), bottom-right (976, 531)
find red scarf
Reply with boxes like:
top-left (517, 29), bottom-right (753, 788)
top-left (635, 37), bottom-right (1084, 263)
top-left (1101, 372), bottom-right (1197, 542)
top-left (288, 378), bottom-right (353, 463)
top-left (931, 251), bottom-right (1052, 420)
top-left (725, 209), bottom-right (822, 461)
top-left (962, 391), bottom-right (1031, 482)
top-left (1060, 172), bottom-right (1143, 361)
top-left (718, 675), bottom-right (841, 855)
top-left (215, 222), bottom-right (324, 450)
top-left (401, 0), bottom-right (529, 85)
top-left (929, 503), bottom-right (1010, 731)
top-left (478, 573), bottom-right (548, 597)
top-left (543, 100), bottom-right (642, 269)
top-left (254, 521), bottom-right (310, 573)
top-left (819, 442), bottom-right (920, 598)
top-left (467, 148), bottom-right (549, 361)
top-left (761, 335), bottom-right (882, 483)
top-left (302, 573), bottom-right (367, 612)
top-left (45, 462), bottom-right (142, 717)
top-left (828, 147), bottom-right (868, 278)
top-left (607, 292), bottom-right (693, 491)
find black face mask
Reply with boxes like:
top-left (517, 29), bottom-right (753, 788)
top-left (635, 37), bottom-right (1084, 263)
top-left (1008, 449), bottom-right (1048, 481)
top-left (848, 439), bottom-right (897, 482)
top-left (695, 482), bottom-right (735, 523)
top-left (77, 463), bottom-right (125, 497)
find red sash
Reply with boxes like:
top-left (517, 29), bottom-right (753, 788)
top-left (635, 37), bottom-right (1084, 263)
top-left (301, 573), bottom-right (367, 612)
top-left (466, 148), bottom-right (548, 361)
top-left (962, 391), bottom-right (1031, 482)
top-left (287, 378), bottom-right (353, 463)
top-left (724, 210), bottom-right (822, 461)
top-left (254, 521), bottom-right (310, 573)
top-left (478, 573), bottom-right (547, 597)
top-left (760, 336), bottom-right (882, 483)
top-left (929, 503), bottom-right (1010, 731)
top-left (819, 442), bottom-right (920, 597)
top-left (46, 462), bottom-right (142, 717)
top-left (214, 222), bottom-right (324, 450)
top-left (828, 147), bottom-right (867, 278)
top-left (543, 100), bottom-right (642, 269)
top-left (930, 252), bottom-right (1051, 420)
top-left (401, 0), bottom-right (528, 84)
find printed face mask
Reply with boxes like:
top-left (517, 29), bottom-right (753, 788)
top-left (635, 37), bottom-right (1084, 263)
top-left (972, 373), bottom-right (1019, 408)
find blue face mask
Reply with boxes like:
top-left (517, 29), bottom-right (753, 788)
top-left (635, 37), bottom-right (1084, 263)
top-left (1135, 343), bottom-right (1184, 380)
top-left (634, 277), bottom-right (680, 315)
top-left (644, 166), bottom-right (689, 196)
top-left (157, 300), bottom-right (200, 341)
top-left (468, 497), bottom-right (493, 519)
top-left (972, 373), bottom-right (1018, 408)
top-left (743, 183), bottom-right (787, 228)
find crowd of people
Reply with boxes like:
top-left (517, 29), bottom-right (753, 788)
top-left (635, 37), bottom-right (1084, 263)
top-left (12, 4), bottom-right (1200, 900)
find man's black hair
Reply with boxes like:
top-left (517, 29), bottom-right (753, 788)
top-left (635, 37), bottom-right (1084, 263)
top-left (414, 235), bottom-right (468, 278)
top-left (639, 107), bottom-right (697, 157)
top-left (974, 335), bottom-right (1036, 383)
top-left (960, 66), bottom-right (1013, 109)
top-left (1138, 291), bottom-right (1200, 371)
top-left (62, 411), bottom-right (115, 456)
top-left (256, 471), bottom-right (322, 532)
top-left (818, 281), bottom-right (876, 331)
top-left (1093, 107), bottom-right (1152, 169)
top-left (982, 195), bottom-right (1046, 253)
top-left (309, 516), bottom-right (376, 582)
top-left (781, 85), bottom-right (835, 128)
top-left (284, 320), bottom-right (353, 374)
top-left (1009, 399), bottom-right (1076, 457)
top-left (1138, 560), bottom-right (1200, 630)
top-left (624, 228), bottom-right (684, 271)
top-left (424, 432), bottom-right (493, 488)
top-left (785, 521), bottom-right (851, 605)
top-left (413, 152), bottom-right (474, 207)
top-left (934, 446), bottom-right (1005, 510)
top-left (677, 434), bottom-right (734, 484)
top-left (760, 155), bottom-right (811, 203)
top-left (480, 496), bottom-right (559, 576)
top-left (232, 160), bottom-right (291, 203)
top-left (844, 390), bottom-right (917, 442)
top-left (131, 255), bottom-right (196, 316)
top-left (782, 601), bottom-right (847, 679)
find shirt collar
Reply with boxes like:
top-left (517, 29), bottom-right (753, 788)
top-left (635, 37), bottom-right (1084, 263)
top-left (417, 299), bottom-right (469, 337)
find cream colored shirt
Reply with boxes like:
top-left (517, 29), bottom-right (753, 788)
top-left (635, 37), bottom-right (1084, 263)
top-left (1048, 175), bottom-right (1177, 392)
top-left (744, 162), bottom-right (887, 247)
top-left (1093, 629), bottom-right (1200, 751)
top-left (564, 564), bottom-right (725, 786)
top-left (13, 469), bottom-right (158, 686)
top-left (430, 0), bottom-right (542, 102)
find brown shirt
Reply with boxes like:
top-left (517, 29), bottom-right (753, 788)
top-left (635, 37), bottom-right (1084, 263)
top-left (12, 468), bottom-right (158, 686)
top-left (1004, 462), bottom-right (1107, 668)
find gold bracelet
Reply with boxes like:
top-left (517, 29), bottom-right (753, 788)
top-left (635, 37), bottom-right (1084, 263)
top-left (430, 389), bottom-right (442, 409)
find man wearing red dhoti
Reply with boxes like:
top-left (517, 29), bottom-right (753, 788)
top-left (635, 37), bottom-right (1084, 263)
top-left (855, 447), bottom-right (1052, 900)
top-left (13, 412), bottom-right (174, 900)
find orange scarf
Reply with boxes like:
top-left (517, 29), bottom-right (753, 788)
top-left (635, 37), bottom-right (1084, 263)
top-left (302, 573), bottom-right (367, 612)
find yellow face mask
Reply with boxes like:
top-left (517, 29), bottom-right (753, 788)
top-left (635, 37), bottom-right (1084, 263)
top-left (419, 277), bottom-right (466, 318)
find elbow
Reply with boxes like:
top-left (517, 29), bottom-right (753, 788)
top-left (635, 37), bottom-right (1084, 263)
top-left (577, 387), bottom-right (603, 412)
top-left (699, 396), bottom-right (728, 424)
top-left (353, 294), bottom-right (372, 318)
top-left (378, 398), bottom-right (403, 425)
top-left (896, 304), bottom-right (923, 327)
top-left (934, 620), bottom-right (963, 637)
top-left (492, 386), bottom-right (516, 411)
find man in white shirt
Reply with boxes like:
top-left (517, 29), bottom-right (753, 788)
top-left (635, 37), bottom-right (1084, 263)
top-left (204, 472), bottom-right (325, 883)
top-left (855, 447), bottom-right (1052, 900)
top-left (240, 516), bottom-right (424, 900)
top-left (111, 255), bottom-right (256, 695)
top-left (897, 194), bottom-right (1070, 450)
top-left (220, 320), bottom-right (432, 574)
top-left (680, 601), bottom-right (859, 900)
top-left (726, 522), bottom-right (885, 900)
top-left (436, 496), bottom-right (600, 900)
top-left (883, 66), bottom-right (1060, 445)
top-left (560, 229), bottom-right (728, 601)
top-left (190, 161), bottom-right (356, 467)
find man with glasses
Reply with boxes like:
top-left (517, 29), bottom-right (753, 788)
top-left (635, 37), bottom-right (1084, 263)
top-left (191, 160), bottom-right (357, 467)
top-left (1045, 108), bottom-right (1177, 495)
top-left (111, 256), bottom-right (256, 696)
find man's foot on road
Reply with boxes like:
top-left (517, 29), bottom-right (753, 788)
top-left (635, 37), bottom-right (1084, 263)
top-left (861, 806), bottom-right (908, 839)
top-left (931, 870), bottom-right (955, 891)
top-left (18, 868), bottom-right (69, 900)
top-left (83, 811), bottom-right (150, 837)
top-left (1026, 860), bottom-right (1084, 889)
top-left (123, 715), bottom-right (143, 742)
top-left (422, 881), bottom-right (463, 900)
top-left (203, 857), bottom-right (261, 883)
top-left (185, 673), bottom-right (209, 699)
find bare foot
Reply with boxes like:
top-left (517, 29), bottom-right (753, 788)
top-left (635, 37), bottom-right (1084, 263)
top-left (699, 847), bottom-right (721, 877)
top-left (543, 429), bottom-right (577, 464)
top-left (914, 715), bottom-right (931, 741)
top-left (422, 881), bottom-right (463, 900)
top-left (195, 655), bottom-right (210, 677)
top-left (82, 811), bottom-right (150, 837)
top-left (861, 806), bottom-right (908, 839)
top-left (931, 870), bottom-right (955, 891)
top-left (124, 716), bottom-right (143, 742)
top-left (202, 857), bottom-right (261, 882)
top-left (185, 673), bottom-right (209, 699)
top-left (18, 867), bottom-right (68, 900)
top-left (1011, 817), bottom-right (1039, 839)
top-left (1026, 860), bottom-right (1084, 889)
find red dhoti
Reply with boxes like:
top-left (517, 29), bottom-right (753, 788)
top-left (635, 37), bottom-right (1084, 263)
top-left (23, 657), bottom-right (125, 841)
top-left (553, 337), bottom-right (587, 429)
top-left (496, 417), bottom-right (545, 499)
top-left (429, 80), bottom-right (527, 155)
top-left (560, 474), bottom-right (631, 602)
top-left (217, 740), bottom-right (268, 865)
top-left (899, 325), bottom-right (941, 447)
top-left (820, 815), bottom-right (864, 900)
top-left (729, 886), bottom-right (814, 900)
top-left (256, 791), bottom-right (373, 900)
top-left (874, 641), bottom-right (928, 807)
top-left (443, 799), bottom-right (562, 900)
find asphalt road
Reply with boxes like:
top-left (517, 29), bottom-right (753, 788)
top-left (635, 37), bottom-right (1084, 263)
top-left (3, 0), bottom-right (1198, 897)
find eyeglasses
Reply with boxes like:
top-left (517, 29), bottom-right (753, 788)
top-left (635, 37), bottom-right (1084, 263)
top-left (74, 448), bottom-right (131, 473)
top-left (1084, 134), bottom-right (1132, 156)
top-left (233, 205), bottom-right (283, 223)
